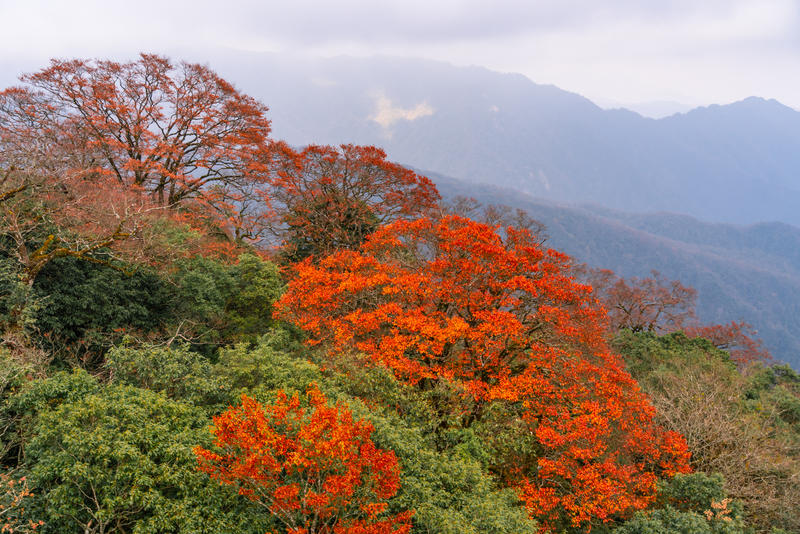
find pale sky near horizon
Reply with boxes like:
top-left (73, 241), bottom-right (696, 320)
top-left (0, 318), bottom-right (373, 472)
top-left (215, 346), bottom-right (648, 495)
top-left (0, 0), bottom-right (798, 112)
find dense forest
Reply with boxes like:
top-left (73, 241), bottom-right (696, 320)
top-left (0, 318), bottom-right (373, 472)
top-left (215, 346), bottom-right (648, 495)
top-left (0, 55), bottom-right (798, 534)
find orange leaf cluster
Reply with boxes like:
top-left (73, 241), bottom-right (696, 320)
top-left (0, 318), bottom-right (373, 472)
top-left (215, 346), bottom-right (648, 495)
top-left (194, 387), bottom-right (412, 534)
top-left (276, 215), bottom-right (691, 530)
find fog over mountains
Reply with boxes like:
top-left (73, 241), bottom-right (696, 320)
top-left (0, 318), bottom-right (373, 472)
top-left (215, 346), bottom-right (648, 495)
top-left (199, 52), bottom-right (800, 367)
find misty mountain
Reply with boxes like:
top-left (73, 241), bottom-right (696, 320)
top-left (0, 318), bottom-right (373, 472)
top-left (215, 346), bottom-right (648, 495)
top-left (431, 173), bottom-right (800, 369)
top-left (203, 52), bottom-right (800, 227)
top-left (196, 51), bottom-right (800, 365)
top-left (596, 99), bottom-right (693, 119)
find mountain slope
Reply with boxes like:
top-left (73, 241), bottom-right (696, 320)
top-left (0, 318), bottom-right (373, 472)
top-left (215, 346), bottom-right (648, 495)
top-left (431, 173), bottom-right (800, 368)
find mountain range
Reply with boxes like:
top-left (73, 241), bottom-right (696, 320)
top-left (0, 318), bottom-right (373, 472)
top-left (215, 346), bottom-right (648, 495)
top-left (188, 51), bottom-right (800, 367)
top-left (206, 52), bottom-right (800, 227)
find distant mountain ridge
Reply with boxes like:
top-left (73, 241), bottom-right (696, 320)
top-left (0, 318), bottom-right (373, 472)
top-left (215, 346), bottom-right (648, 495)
top-left (203, 52), bottom-right (800, 227)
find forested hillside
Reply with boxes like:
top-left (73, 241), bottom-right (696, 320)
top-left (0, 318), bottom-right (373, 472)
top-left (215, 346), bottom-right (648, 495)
top-left (0, 54), bottom-right (798, 534)
top-left (432, 174), bottom-right (800, 369)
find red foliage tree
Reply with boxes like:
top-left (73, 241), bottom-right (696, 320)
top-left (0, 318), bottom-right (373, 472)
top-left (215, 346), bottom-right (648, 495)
top-left (0, 54), bottom-right (273, 242)
top-left (194, 386), bottom-right (412, 534)
top-left (684, 320), bottom-right (771, 365)
top-left (0, 164), bottom-right (158, 290)
top-left (275, 215), bottom-right (691, 530)
top-left (268, 143), bottom-right (439, 260)
top-left (584, 269), bottom-right (697, 334)
top-left (277, 215), bottom-right (604, 398)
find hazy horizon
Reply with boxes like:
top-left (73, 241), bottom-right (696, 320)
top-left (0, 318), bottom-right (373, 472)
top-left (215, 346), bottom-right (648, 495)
top-left (1, 0), bottom-right (798, 114)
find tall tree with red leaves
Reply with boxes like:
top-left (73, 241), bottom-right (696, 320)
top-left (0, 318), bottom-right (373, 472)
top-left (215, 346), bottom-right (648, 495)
top-left (0, 54), bottom-right (274, 242)
top-left (269, 143), bottom-right (439, 260)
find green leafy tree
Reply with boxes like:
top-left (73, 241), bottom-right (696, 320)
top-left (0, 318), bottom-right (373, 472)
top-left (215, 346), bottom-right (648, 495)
top-left (30, 256), bottom-right (169, 364)
top-left (615, 505), bottom-right (746, 534)
top-left (615, 472), bottom-right (747, 533)
top-left (106, 344), bottom-right (227, 411)
top-left (25, 381), bottom-right (273, 534)
top-left (166, 253), bottom-right (283, 352)
top-left (221, 253), bottom-right (284, 343)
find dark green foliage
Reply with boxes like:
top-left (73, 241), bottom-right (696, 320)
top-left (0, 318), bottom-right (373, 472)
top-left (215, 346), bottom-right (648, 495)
top-left (612, 330), bottom-right (735, 380)
top-left (617, 471), bottom-right (745, 533)
top-left (31, 256), bottom-right (170, 359)
top-left (658, 473), bottom-right (728, 513)
top-left (168, 253), bottom-right (284, 353)
top-left (169, 256), bottom-right (236, 344)
top-left (215, 329), bottom-right (317, 394)
top-left (221, 253), bottom-right (284, 342)
top-left (12, 252), bottom-right (282, 363)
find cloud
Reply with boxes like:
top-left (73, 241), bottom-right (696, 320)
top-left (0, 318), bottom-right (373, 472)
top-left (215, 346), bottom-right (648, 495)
top-left (310, 76), bottom-right (339, 87)
top-left (370, 93), bottom-right (434, 129)
top-left (8, 1), bottom-right (796, 54)
top-left (1, 0), bottom-right (798, 108)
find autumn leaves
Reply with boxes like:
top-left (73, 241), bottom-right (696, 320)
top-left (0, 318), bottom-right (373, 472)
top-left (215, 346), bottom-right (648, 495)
top-left (1, 54), bottom-right (693, 533)
top-left (273, 215), bottom-right (691, 531)
top-left (195, 388), bottom-right (412, 534)
top-left (0, 55), bottom-right (439, 292)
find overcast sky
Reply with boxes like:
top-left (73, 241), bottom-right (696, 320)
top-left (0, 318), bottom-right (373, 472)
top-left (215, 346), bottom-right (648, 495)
top-left (1, 0), bottom-right (798, 111)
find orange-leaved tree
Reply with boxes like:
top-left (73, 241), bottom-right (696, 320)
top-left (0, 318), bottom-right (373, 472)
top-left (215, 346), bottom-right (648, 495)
top-left (194, 386), bottom-right (412, 534)
top-left (0, 54), bottom-right (274, 242)
top-left (268, 143), bottom-right (439, 260)
top-left (684, 320), bottom-right (771, 365)
top-left (275, 215), bottom-right (691, 531)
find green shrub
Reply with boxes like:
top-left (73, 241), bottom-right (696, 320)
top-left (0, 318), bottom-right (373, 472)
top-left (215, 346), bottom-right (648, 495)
top-left (26, 384), bottom-right (272, 534)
